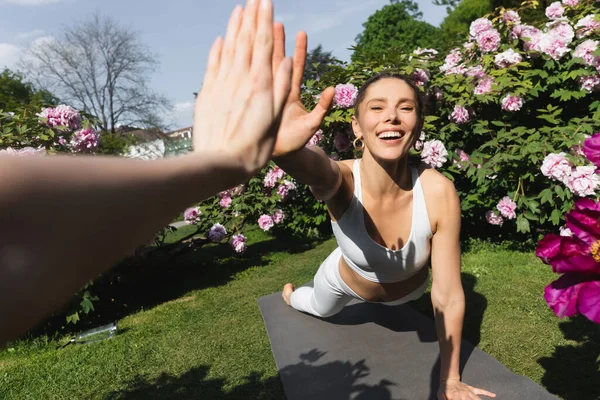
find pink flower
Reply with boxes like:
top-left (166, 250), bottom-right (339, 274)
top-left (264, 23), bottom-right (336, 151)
top-left (573, 40), bottom-right (599, 65)
top-left (583, 132), bottom-right (600, 168)
top-left (463, 41), bottom-right (475, 51)
top-left (333, 83), bottom-right (358, 108)
top-left (574, 15), bottom-right (600, 38)
top-left (545, 2), bottom-right (565, 19)
top-left (474, 77), bottom-right (494, 95)
top-left (258, 214), bottom-right (274, 231)
top-left (208, 223), bottom-right (227, 242)
top-left (497, 196), bottom-right (517, 219)
top-left (454, 149), bottom-right (470, 169)
top-left (541, 152), bottom-right (573, 183)
top-left (264, 166), bottom-right (285, 188)
top-left (272, 209), bottom-right (285, 224)
top-left (548, 20), bottom-right (575, 42)
top-left (535, 198), bottom-right (600, 323)
top-left (277, 180), bottom-right (296, 200)
top-left (219, 196), bottom-right (232, 208)
top-left (503, 10), bottom-right (521, 24)
top-left (449, 105), bottom-right (470, 124)
top-left (333, 132), bottom-right (351, 152)
top-left (486, 210), bottom-right (504, 226)
top-left (37, 105), bottom-right (82, 130)
top-left (470, 18), bottom-right (493, 37)
top-left (307, 129), bottom-right (324, 146)
top-left (421, 140), bottom-right (448, 168)
top-left (501, 94), bottom-right (524, 111)
top-left (566, 166), bottom-right (600, 196)
top-left (519, 25), bottom-right (544, 52)
top-left (465, 65), bottom-right (486, 79)
top-left (494, 48), bottom-right (523, 68)
top-left (231, 234), bottom-right (247, 253)
top-left (580, 74), bottom-right (600, 92)
top-left (71, 127), bottom-right (99, 152)
top-left (412, 69), bottom-right (430, 86)
top-left (440, 49), bottom-right (462, 73)
top-left (562, 0), bottom-right (579, 6)
top-left (476, 29), bottom-right (501, 53)
top-left (58, 136), bottom-right (67, 146)
top-left (184, 207), bottom-right (201, 224)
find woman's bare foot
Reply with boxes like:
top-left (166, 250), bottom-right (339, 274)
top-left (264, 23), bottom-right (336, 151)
top-left (282, 283), bottom-right (295, 306)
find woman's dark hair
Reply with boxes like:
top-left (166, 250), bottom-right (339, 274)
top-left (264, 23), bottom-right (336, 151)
top-left (353, 72), bottom-right (425, 149)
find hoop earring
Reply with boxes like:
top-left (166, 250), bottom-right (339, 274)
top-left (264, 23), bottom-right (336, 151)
top-left (353, 138), bottom-right (364, 150)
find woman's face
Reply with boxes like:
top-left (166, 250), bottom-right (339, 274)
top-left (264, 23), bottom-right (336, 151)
top-left (352, 78), bottom-right (419, 162)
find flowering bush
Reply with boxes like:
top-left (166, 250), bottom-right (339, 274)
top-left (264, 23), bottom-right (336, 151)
top-left (1, 103), bottom-right (99, 155)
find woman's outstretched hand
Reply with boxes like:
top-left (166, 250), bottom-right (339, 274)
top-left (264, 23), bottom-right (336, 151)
top-left (270, 24), bottom-right (336, 158)
top-left (438, 379), bottom-right (496, 400)
top-left (193, 0), bottom-right (293, 175)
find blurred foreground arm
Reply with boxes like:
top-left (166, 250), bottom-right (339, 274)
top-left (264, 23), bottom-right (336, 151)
top-left (0, 0), bottom-right (292, 345)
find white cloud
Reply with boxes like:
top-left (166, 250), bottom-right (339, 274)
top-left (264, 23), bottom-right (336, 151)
top-left (15, 29), bottom-right (45, 41)
top-left (170, 101), bottom-right (194, 129)
top-left (3, 0), bottom-right (63, 5)
top-left (0, 43), bottom-right (22, 70)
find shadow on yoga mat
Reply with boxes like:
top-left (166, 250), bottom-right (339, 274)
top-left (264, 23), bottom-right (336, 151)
top-left (258, 291), bottom-right (557, 400)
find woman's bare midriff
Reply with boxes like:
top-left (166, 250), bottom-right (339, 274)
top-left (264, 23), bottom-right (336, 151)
top-left (338, 256), bottom-right (429, 302)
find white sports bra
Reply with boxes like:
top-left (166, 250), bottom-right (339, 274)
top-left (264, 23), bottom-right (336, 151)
top-left (331, 159), bottom-right (432, 283)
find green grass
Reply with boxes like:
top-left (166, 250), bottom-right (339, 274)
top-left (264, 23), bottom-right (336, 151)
top-left (0, 232), bottom-right (598, 399)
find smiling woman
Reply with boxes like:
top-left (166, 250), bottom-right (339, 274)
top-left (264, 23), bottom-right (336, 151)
top-left (270, 23), bottom-right (496, 398)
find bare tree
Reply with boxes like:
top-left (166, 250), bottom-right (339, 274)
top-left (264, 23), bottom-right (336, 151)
top-left (20, 14), bottom-right (171, 133)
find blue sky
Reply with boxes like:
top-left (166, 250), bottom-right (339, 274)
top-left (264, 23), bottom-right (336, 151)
top-left (0, 0), bottom-right (448, 130)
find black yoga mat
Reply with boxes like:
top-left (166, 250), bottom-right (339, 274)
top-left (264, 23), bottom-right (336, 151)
top-left (258, 291), bottom-right (557, 400)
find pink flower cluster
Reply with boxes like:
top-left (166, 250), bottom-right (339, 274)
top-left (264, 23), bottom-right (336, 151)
top-left (567, 166), bottom-right (599, 196)
top-left (257, 209), bottom-right (285, 231)
top-left (580, 75), bottom-right (600, 92)
top-left (421, 140), bottom-right (448, 168)
top-left (0, 146), bottom-right (46, 156)
top-left (541, 136), bottom-right (600, 197)
top-left (562, 0), bottom-right (579, 7)
top-left (333, 83), bottom-right (358, 108)
top-left (217, 184), bottom-right (245, 208)
top-left (474, 77), bottom-right (494, 95)
top-left (502, 10), bottom-right (521, 25)
top-left (449, 105), bottom-right (470, 124)
top-left (501, 94), bottom-right (524, 111)
top-left (37, 105), bottom-right (81, 130)
top-left (307, 129), bottom-right (324, 147)
top-left (541, 153), bottom-right (573, 183)
top-left (71, 127), bottom-right (99, 153)
top-left (573, 40), bottom-right (599, 67)
top-left (494, 48), bottom-right (523, 68)
top-left (497, 196), bottom-right (517, 220)
top-left (184, 207), bottom-right (201, 224)
top-left (574, 15), bottom-right (600, 39)
top-left (264, 166), bottom-right (285, 188)
top-left (469, 18), bottom-right (501, 53)
top-left (412, 69), bottom-right (431, 87)
top-left (440, 48), bottom-right (463, 74)
top-left (208, 223), bottom-right (227, 242)
top-left (231, 234), bottom-right (247, 253)
top-left (277, 180), bottom-right (296, 201)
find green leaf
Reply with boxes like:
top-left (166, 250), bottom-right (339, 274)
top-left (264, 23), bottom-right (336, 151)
top-left (540, 188), bottom-right (554, 205)
top-left (550, 209), bottom-right (562, 225)
top-left (516, 215), bottom-right (530, 233)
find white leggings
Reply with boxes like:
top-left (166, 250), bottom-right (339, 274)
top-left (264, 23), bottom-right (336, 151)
top-left (290, 247), bottom-right (429, 318)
